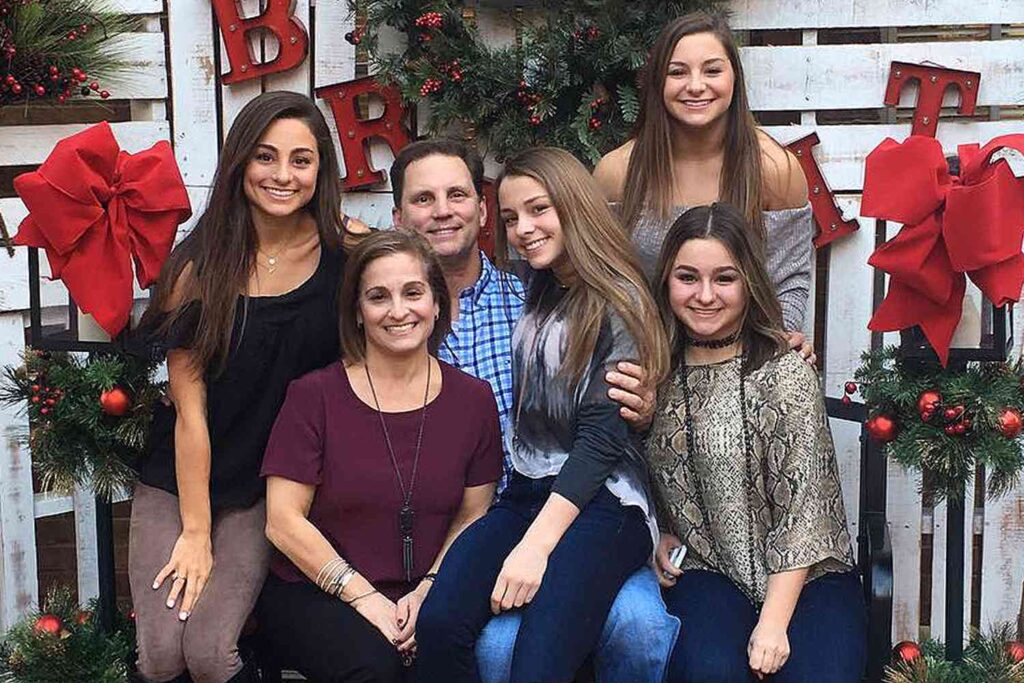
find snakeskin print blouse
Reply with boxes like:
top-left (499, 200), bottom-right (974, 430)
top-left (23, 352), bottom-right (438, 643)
top-left (646, 351), bottom-right (855, 604)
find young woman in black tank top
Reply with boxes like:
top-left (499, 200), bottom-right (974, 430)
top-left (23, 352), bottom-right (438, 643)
top-left (127, 91), bottom-right (361, 683)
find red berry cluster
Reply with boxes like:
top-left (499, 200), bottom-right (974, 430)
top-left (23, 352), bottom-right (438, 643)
top-left (441, 59), bottom-right (462, 83)
top-left (571, 25), bottom-right (601, 42)
top-left (517, 80), bottom-right (543, 123)
top-left (419, 78), bottom-right (443, 97)
top-left (916, 390), bottom-right (972, 436)
top-left (1, 63), bottom-right (109, 103)
top-left (841, 380), bottom-right (857, 404)
top-left (414, 12), bottom-right (443, 30)
top-left (588, 117), bottom-right (602, 130)
top-left (29, 382), bottom-right (63, 417)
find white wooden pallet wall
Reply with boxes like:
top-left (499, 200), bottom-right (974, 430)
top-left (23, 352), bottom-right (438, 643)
top-left (0, 0), bottom-right (1022, 643)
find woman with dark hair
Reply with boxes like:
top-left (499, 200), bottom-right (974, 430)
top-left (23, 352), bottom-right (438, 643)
top-left (415, 147), bottom-right (670, 683)
top-left (646, 203), bottom-right (866, 682)
top-left (258, 230), bottom-right (503, 682)
top-left (594, 11), bottom-right (813, 338)
top-left (128, 90), bottom-right (362, 682)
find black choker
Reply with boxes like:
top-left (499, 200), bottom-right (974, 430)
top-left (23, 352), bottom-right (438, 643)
top-left (685, 331), bottom-right (740, 349)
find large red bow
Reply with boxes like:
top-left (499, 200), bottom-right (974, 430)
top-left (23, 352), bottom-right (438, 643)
top-left (861, 134), bottom-right (1024, 365)
top-left (13, 122), bottom-right (191, 338)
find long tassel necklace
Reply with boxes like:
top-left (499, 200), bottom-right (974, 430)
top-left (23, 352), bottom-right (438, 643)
top-left (678, 351), bottom-right (763, 604)
top-left (365, 359), bottom-right (431, 582)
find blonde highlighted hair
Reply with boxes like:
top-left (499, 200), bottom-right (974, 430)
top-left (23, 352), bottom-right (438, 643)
top-left (496, 147), bottom-right (669, 388)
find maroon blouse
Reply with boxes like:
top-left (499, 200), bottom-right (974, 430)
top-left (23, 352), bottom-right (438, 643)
top-left (261, 360), bottom-right (503, 601)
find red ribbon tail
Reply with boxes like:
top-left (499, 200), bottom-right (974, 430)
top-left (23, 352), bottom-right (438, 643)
top-left (869, 276), bottom-right (966, 366)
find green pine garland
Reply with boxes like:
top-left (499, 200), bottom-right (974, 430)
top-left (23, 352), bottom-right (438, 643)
top-left (1, 0), bottom-right (129, 107)
top-left (354, 0), bottom-right (722, 164)
top-left (884, 626), bottom-right (1024, 682)
top-left (853, 347), bottom-right (1024, 502)
top-left (0, 349), bottom-right (163, 499)
top-left (0, 585), bottom-right (133, 683)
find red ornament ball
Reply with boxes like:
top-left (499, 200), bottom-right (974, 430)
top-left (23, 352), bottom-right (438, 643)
top-left (916, 390), bottom-right (942, 415)
top-left (75, 610), bottom-right (91, 625)
top-left (100, 90), bottom-right (110, 99)
top-left (867, 414), bottom-right (897, 442)
top-left (997, 408), bottom-right (1022, 439)
top-left (844, 381), bottom-right (857, 395)
top-left (841, 395), bottom-right (851, 405)
top-left (1005, 641), bottom-right (1024, 663)
top-left (100, 387), bottom-right (131, 416)
top-left (34, 614), bottom-right (61, 635)
top-left (892, 640), bottom-right (922, 664)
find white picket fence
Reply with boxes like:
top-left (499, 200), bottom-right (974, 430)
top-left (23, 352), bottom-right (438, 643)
top-left (0, 0), bottom-right (1023, 645)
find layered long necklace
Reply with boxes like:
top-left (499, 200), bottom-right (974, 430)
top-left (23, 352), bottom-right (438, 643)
top-left (364, 360), bottom-right (431, 582)
top-left (678, 350), bottom-right (762, 602)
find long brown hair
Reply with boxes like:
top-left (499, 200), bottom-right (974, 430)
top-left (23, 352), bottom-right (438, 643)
top-left (622, 11), bottom-right (766, 239)
top-left (496, 147), bottom-right (669, 388)
top-left (338, 230), bottom-right (451, 363)
top-left (652, 202), bottom-right (788, 372)
top-left (142, 91), bottom-right (345, 375)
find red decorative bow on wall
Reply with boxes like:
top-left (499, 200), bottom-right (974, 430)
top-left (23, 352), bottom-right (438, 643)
top-left (13, 122), bottom-right (191, 338)
top-left (861, 134), bottom-right (1024, 365)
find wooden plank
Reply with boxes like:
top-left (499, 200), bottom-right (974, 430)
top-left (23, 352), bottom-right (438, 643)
top-left (742, 40), bottom-right (1024, 112)
top-left (0, 121), bottom-right (170, 167)
top-left (830, 418), bottom-right (862, 546)
top-left (475, 6), bottom-right (518, 47)
top-left (72, 485), bottom-right (99, 603)
top-left (980, 481), bottom-right (1024, 630)
top-left (313, 0), bottom-right (356, 170)
top-left (729, 0), bottom-right (1024, 30)
top-left (168, 0), bottom-right (221, 186)
top-left (102, 33), bottom-right (169, 101)
top-left (109, 0), bottom-right (163, 14)
top-left (0, 312), bottom-right (38, 630)
top-left (887, 464), bottom-right (923, 643)
top-left (342, 190), bottom-right (396, 230)
top-left (763, 121), bottom-right (1024, 193)
top-left (0, 245), bottom-right (78, 313)
top-left (822, 196), bottom-right (875, 397)
top-left (218, 0), bottom-right (264, 140)
top-left (263, 0), bottom-right (311, 95)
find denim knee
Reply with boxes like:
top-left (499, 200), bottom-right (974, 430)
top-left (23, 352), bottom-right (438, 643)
top-left (595, 568), bottom-right (678, 683)
top-left (475, 613), bottom-right (521, 683)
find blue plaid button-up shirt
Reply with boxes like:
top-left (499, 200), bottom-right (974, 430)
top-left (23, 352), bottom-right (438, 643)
top-left (438, 251), bottom-right (524, 491)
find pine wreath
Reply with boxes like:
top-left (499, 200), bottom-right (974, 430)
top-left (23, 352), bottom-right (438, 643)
top-left (0, 349), bottom-right (163, 499)
top-left (353, 0), bottom-right (722, 164)
top-left (884, 626), bottom-right (1024, 682)
top-left (0, 585), bottom-right (133, 683)
top-left (851, 346), bottom-right (1024, 502)
top-left (1, 0), bottom-right (128, 107)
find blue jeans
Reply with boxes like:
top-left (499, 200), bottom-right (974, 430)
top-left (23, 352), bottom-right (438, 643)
top-left (415, 473), bottom-right (652, 683)
top-left (664, 569), bottom-right (867, 683)
top-left (475, 566), bottom-right (679, 683)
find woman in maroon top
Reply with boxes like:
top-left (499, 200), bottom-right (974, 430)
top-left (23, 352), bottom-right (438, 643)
top-left (259, 230), bottom-right (503, 682)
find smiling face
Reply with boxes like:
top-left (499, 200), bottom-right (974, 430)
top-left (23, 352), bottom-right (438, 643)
top-left (393, 154), bottom-right (485, 264)
top-left (662, 31), bottom-right (735, 131)
top-left (357, 252), bottom-right (439, 359)
top-left (668, 237), bottom-right (747, 341)
top-left (498, 174), bottom-right (571, 278)
top-left (243, 117), bottom-right (319, 222)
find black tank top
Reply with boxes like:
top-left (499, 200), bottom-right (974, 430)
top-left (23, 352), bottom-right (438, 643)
top-left (137, 244), bottom-right (344, 510)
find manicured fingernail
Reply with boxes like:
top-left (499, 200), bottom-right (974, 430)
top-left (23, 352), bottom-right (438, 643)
top-left (178, 611), bottom-right (188, 620)
top-left (152, 582), bottom-right (160, 590)
top-left (166, 599), bottom-right (174, 608)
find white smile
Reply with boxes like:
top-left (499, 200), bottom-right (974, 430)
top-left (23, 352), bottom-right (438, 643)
top-left (524, 237), bottom-right (550, 252)
top-left (262, 186), bottom-right (298, 199)
top-left (429, 225), bottom-right (460, 237)
top-left (689, 308), bottom-right (722, 317)
top-left (385, 322), bottom-right (416, 334)
top-left (681, 100), bottom-right (713, 109)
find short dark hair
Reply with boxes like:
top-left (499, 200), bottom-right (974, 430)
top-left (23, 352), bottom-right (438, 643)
top-left (338, 230), bottom-right (452, 363)
top-left (389, 138), bottom-right (485, 205)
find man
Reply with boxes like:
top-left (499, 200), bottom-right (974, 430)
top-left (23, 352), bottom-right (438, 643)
top-left (391, 139), bottom-right (677, 683)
